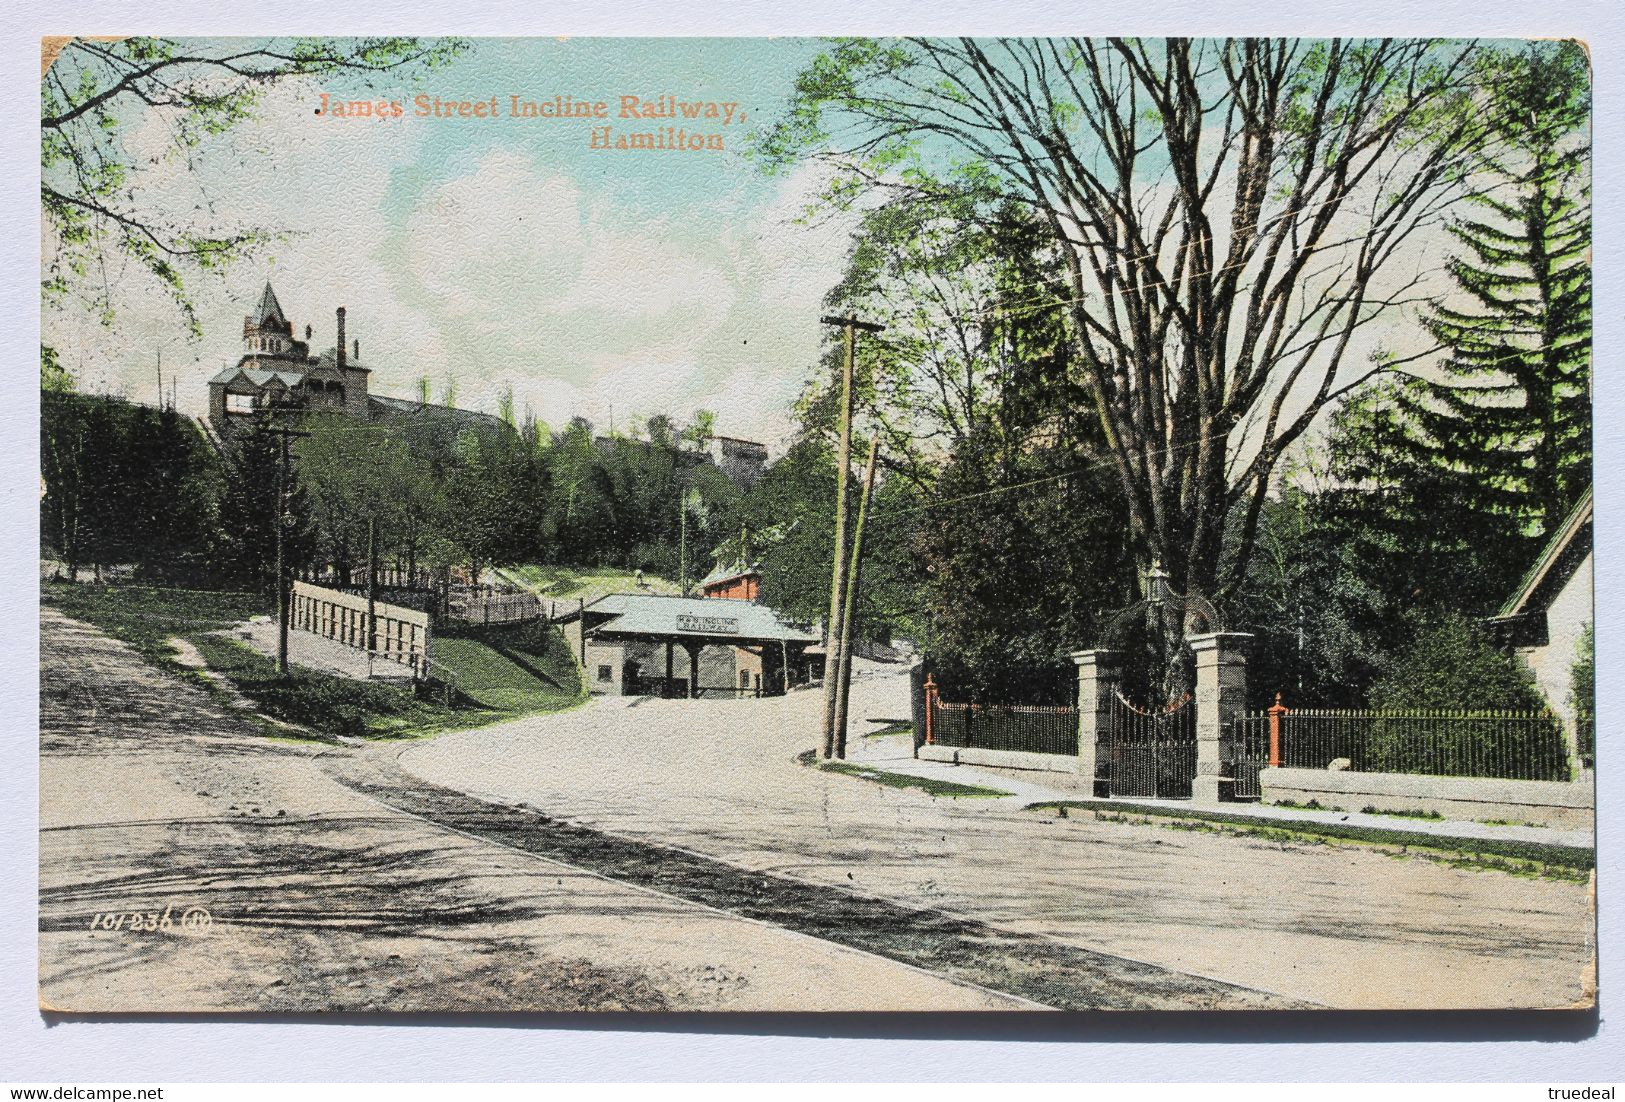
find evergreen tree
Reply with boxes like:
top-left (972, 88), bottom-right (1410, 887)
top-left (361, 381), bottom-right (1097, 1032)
top-left (1421, 41), bottom-right (1590, 532)
top-left (214, 424), bottom-right (316, 593)
top-left (1328, 42), bottom-right (1590, 613)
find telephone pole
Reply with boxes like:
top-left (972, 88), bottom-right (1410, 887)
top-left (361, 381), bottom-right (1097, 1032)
top-left (366, 516), bottom-right (379, 655)
top-left (818, 314), bottom-right (884, 758)
top-left (833, 432), bottom-right (881, 759)
top-left (257, 417), bottom-right (310, 677)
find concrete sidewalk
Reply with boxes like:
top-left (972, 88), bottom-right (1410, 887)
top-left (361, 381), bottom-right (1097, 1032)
top-left (844, 732), bottom-right (1595, 851)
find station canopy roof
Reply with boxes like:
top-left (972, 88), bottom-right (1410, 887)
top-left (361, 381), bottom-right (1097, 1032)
top-left (567, 593), bottom-right (818, 644)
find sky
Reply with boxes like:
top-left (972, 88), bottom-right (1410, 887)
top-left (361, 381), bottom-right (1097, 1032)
top-left (42, 37), bottom-right (855, 451)
top-left (40, 36), bottom-right (1583, 468)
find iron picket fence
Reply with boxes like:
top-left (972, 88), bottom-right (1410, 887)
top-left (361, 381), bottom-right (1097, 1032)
top-left (1102, 694), bottom-right (1198, 798)
top-left (1235, 706), bottom-right (1573, 783)
top-left (929, 700), bottom-right (1079, 756)
top-left (1227, 713), bottom-right (1272, 799)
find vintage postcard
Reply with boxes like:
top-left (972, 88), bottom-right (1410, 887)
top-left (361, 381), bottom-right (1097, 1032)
top-left (38, 35), bottom-right (1596, 1013)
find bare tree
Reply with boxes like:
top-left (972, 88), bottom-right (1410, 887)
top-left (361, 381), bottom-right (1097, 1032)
top-left (757, 38), bottom-right (1507, 685)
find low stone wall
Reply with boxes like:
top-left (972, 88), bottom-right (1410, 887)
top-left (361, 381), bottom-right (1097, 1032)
top-left (1259, 766), bottom-right (1595, 830)
top-left (917, 743), bottom-right (1082, 775)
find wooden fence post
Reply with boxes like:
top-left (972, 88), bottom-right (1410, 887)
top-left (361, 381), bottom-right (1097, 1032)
top-left (923, 674), bottom-right (937, 746)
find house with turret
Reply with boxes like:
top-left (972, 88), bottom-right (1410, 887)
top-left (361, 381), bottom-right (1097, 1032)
top-left (207, 281), bottom-right (505, 437)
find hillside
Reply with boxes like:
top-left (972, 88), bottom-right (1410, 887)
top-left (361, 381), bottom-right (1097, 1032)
top-left (496, 564), bottom-right (684, 607)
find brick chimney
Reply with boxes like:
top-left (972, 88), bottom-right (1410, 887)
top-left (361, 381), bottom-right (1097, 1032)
top-left (337, 307), bottom-right (347, 370)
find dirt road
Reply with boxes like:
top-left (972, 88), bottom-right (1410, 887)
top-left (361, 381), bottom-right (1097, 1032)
top-left (40, 608), bottom-right (1593, 1011)
top-left (398, 665), bottom-right (1596, 1010)
top-left (38, 608), bottom-right (1032, 1012)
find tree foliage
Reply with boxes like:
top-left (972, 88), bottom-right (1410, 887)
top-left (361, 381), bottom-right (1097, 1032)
top-left (42, 391), bottom-right (224, 583)
top-left (721, 438), bottom-right (923, 641)
top-left (1370, 612), bottom-right (1547, 712)
top-left (1234, 42), bottom-right (1591, 707)
top-left (918, 425), bottom-right (1132, 703)
top-left (41, 36), bottom-right (464, 332)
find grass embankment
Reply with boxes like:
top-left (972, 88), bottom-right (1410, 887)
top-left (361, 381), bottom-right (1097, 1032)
top-left (45, 582), bottom-right (584, 741)
top-left (796, 749), bottom-right (1011, 799)
top-left (498, 564), bottom-right (681, 603)
top-left (1025, 800), bottom-right (1594, 881)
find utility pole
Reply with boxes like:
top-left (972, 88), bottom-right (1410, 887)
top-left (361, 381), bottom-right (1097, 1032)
top-left (258, 417), bottom-right (310, 678)
top-left (155, 350), bottom-right (162, 410)
top-left (832, 433), bottom-right (881, 759)
top-left (678, 477), bottom-right (688, 596)
top-left (367, 516), bottom-right (379, 655)
top-left (818, 314), bottom-right (884, 758)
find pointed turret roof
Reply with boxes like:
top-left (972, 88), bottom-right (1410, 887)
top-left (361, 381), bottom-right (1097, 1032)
top-left (254, 282), bottom-right (286, 325)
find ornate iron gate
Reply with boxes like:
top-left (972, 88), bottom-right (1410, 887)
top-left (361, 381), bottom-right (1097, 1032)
top-left (1227, 713), bottom-right (1271, 799)
top-left (1103, 693), bottom-right (1197, 798)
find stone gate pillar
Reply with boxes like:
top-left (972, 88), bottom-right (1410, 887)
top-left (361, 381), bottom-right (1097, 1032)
top-left (1071, 649), bottom-right (1121, 796)
top-left (1188, 632), bottom-right (1252, 806)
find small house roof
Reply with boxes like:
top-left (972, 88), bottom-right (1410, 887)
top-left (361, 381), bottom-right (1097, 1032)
top-left (208, 365), bottom-right (309, 389)
top-left (700, 561), bottom-right (760, 588)
top-left (562, 592), bottom-right (816, 644)
top-left (1497, 486), bottom-right (1593, 619)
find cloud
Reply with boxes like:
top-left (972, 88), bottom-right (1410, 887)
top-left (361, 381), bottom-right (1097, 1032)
top-left (40, 83), bottom-right (861, 451)
top-left (383, 149), bottom-right (850, 444)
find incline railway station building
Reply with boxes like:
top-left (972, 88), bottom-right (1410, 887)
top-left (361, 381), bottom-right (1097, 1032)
top-left (557, 593), bottom-right (819, 698)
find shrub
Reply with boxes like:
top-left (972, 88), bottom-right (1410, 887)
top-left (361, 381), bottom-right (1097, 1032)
top-left (1367, 613), bottom-right (1566, 779)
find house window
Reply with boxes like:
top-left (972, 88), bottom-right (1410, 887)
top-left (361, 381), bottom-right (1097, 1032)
top-left (225, 393), bottom-right (255, 414)
top-left (597, 665), bottom-right (613, 683)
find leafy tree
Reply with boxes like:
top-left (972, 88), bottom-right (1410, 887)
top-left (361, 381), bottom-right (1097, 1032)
top-left (1368, 613), bottom-right (1545, 713)
top-left (41, 345), bottom-right (75, 393)
top-left (726, 439), bottom-right (838, 623)
top-left (1570, 622), bottom-right (1593, 768)
top-left (814, 199), bottom-right (1076, 491)
top-left (726, 438), bottom-right (923, 641)
top-left (42, 392), bottom-right (224, 582)
top-left (1324, 378), bottom-right (1531, 617)
top-left (1229, 448), bottom-right (1402, 707)
top-left (42, 36), bottom-right (465, 332)
top-left (550, 418), bottom-right (616, 566)
top-left (213, 422), bottom-right (316, 592)
top-left (919, 425), bottom-right (1132, 704)
top-left (1331, 42), bottom-right (1590, 603)
top-left (41, 392), bottom-right (108, 579)
top-left (295, 414), bottom-right (443, 583)
top-left (809, 195), bottom-right (1135, 698)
